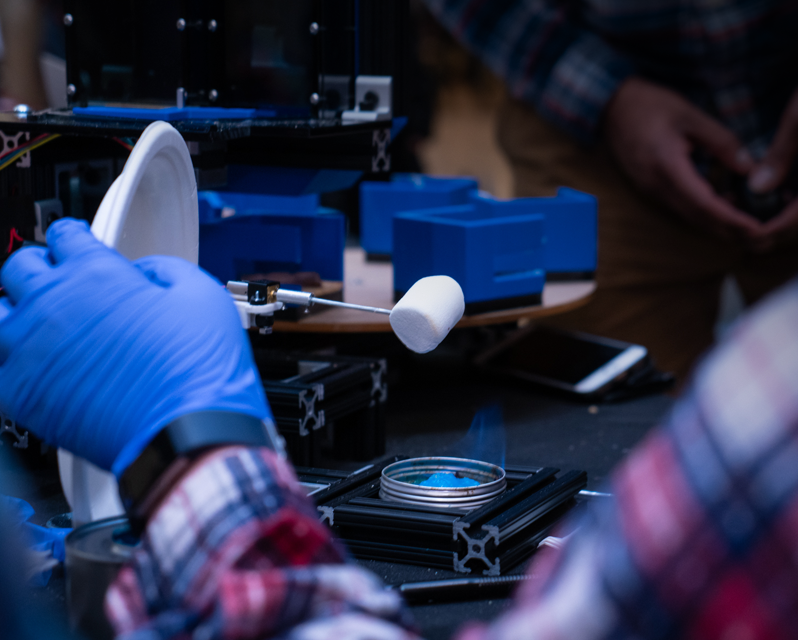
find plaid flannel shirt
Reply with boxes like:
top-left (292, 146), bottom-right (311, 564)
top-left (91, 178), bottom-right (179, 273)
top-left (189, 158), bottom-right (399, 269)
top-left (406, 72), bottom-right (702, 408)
top-left (423, 0), bottom-right (798, 147)
top-left (104, 447), bottom-right (418, 640)
top-left (107, 278), bottom-right (798, 640)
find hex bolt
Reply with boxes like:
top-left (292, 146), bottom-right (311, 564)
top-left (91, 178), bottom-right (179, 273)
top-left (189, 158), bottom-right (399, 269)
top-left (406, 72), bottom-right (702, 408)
top-left (208, 19), bottom-right (218, 32)
top-left (176, 18), bottom-right (186, 31)
top-left (63, 13), bottom-right (74, 26)
top-left (209, 89), bottom-right (219, 102)
top-left (309, 22), bottom-right (320, 35)
top-left (66, 84), bottom-right (77, 97)
top-left (309, 93), bottom-right (321, 105)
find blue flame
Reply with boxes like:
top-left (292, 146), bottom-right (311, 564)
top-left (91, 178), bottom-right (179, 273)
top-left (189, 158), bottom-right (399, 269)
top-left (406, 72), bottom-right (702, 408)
top-left (451, 404), bottom-right (506, 468)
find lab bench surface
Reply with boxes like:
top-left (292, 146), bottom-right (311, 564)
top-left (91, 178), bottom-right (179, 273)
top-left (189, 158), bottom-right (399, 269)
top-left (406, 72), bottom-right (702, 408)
top-left (16, 355), bottom-right (674, 640)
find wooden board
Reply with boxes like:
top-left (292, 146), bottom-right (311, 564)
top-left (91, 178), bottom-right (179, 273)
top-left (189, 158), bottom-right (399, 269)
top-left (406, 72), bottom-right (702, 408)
top-left (272, 247), bottom-right (596, 333)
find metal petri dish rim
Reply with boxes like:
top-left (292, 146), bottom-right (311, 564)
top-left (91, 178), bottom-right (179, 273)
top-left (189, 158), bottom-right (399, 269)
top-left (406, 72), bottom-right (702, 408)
top-left (380, 456), bottom-right (507, 510)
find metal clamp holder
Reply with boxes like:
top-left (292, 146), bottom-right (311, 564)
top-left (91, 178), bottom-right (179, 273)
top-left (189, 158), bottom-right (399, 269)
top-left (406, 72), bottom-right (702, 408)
top-left (227, 280), bottom-right (391, 335)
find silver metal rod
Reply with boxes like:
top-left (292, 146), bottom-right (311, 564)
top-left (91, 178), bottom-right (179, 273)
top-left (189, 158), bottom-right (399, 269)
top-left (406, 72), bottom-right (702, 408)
top-left (310, 297), bottom-right (392, 315)
top-left (269, 287), bottom-right (392, 315)
top-left (578, 490), bottom-right (614, 499)
top-left (274, 289), bottom-right (314, 306)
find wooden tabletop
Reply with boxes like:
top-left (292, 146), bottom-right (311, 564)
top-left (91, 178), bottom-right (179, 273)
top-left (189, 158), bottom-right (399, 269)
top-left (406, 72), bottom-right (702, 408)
top-left (272, 247), bottom-right (596, 333)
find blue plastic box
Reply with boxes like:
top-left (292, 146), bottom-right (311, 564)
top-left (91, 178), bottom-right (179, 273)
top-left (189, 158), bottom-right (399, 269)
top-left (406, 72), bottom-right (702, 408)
top-left (198, 191), bottom-right (346, 284)
top-left (472, 188), bottom-right (597, 278)
top-left (198, 191), bottom-right (321, 221)
top-left (392, 201), bottom-right (546, 314)
top-left (359, 174), bottom-right (478, 256)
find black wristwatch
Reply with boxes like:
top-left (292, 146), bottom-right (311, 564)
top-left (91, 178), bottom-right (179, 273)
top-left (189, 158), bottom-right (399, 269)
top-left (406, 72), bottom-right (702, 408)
top-left (118, 411), bottom-right (275, 529)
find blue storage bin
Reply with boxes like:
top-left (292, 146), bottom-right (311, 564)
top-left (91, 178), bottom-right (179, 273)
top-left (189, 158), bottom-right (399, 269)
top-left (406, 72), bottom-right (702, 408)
top-left (198, 191), bottom-right (345, 284)
top-left (199, 191), bottom-right (320, 222)
top-left (393, 202), bottom-right (546, 314)
top-left (359, 174), bottom-right (478, 256)
top-left (471, 188), bottom-right (597, 278)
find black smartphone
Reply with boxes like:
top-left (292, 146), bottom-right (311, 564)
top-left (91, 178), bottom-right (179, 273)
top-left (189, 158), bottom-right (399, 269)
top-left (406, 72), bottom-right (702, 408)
top-left (476, 326), bottom-right (649, 396)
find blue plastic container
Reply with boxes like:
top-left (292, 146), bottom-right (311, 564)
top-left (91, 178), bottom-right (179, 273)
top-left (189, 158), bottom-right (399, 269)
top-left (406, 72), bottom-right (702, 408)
top-left (392, 202), bottom-right (546, 314)
top-left (359, 174), bottom-right (478, 256)
top-left (198, 191), bottom-right (346, 284)
top-left (199, 191), bottom-right (321, 221)
top-left (471, 188), bottom-right (597, 277)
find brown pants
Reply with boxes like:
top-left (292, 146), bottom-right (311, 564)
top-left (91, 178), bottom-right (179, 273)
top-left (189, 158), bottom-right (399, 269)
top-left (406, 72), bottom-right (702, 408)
top-left (497, 97), bottom-right (798, 382)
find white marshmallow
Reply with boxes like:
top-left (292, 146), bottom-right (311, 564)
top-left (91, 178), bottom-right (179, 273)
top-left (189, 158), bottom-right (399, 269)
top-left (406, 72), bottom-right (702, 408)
top-left (389, 276), bottom-right (465, 353)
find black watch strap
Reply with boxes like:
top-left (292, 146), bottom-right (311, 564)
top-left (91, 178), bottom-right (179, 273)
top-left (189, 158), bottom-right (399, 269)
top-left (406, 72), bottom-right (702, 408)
top-left (118, 411), bottom-right (274, 518)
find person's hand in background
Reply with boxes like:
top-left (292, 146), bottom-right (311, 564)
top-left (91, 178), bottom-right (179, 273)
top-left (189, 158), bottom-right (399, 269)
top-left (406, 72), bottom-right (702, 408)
top-left (603, 77), bottom-right (760, 242)
top-left (745, 87), bottom-right (798, 252)
top-left (0, 218), bottom-right (271, 477)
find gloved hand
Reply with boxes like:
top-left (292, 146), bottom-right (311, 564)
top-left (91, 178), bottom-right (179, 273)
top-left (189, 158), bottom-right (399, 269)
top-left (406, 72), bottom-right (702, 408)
top-left (0, 218), bottom-right (271, 477)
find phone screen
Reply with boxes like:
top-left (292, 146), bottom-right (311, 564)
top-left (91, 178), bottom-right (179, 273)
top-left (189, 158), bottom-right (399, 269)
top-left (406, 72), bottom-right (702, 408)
top-left (487, 328), bottom-right (628, 385)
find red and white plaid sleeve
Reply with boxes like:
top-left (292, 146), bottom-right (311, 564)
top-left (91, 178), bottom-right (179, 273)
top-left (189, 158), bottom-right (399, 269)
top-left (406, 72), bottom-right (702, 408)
top-left (104, 446), bottom-right (419, 640)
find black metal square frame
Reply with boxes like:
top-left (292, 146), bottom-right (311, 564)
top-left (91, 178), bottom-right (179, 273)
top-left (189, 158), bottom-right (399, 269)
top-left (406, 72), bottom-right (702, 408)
top-left (299, 457), bottom-right (587, 576)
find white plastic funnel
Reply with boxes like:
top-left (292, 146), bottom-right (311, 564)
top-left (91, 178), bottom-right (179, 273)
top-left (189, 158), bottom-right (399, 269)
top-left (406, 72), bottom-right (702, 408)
top-left (59, 120), bottom-right (198, 526)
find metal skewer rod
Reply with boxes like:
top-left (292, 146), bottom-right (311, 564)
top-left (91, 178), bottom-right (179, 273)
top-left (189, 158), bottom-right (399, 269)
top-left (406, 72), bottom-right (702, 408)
top-left (309, 297), bottom-right (392, 315)
top-left (274, 289), bottom-right (392, 315)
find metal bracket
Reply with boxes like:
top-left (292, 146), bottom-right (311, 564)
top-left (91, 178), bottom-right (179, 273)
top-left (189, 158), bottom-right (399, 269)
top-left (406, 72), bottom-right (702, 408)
top-left (342, 75), bottom-right (392, 124)
top-left (228, 280), bottom-right (283, 335)
top-left (34, 199), bottom-right (64, 242)
top-left (319, 505), bottom-right (334, 526)
top-left (318, 74), bottom-right (352, 118)
top-left (0, 412), bottom-right (28, 449)
top-left (0, 130), bottom-right (31, 168)
top-left (453, 522), bottom-right (501, 576)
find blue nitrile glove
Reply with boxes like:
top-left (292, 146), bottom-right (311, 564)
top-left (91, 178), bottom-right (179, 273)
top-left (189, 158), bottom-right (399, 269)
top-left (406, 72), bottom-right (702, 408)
top-left (0, 218), bottom-right (271, 477)
top-left (0, 496), bottom-right (70, 586)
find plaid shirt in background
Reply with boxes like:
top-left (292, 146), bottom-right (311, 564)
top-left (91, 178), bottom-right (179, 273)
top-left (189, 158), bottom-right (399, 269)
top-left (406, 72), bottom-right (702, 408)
top-left (423, 0), bottom-right (798, 149)
top-left (107, 278), bottom-right (798, 639)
